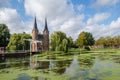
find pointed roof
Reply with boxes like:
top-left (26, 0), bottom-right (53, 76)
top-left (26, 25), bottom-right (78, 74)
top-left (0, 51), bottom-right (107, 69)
top-left (33, 16), bottom-right (38, 30)
top-left (44, 17), bottom-right (48, 31)
top-left (32, 16), bottom-right (39, 34)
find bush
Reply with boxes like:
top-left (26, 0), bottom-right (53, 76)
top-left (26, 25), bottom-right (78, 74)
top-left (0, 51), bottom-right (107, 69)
top-left (84, 46), bottom-right (90, 51)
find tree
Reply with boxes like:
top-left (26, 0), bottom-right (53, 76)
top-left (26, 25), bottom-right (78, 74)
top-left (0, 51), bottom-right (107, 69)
top-left (50, 31), bottom-right (68, 52)
top-left (113, 36), bottom-right (120, 47)
top-left (0, 24), bottom-right (10, 47)
top-left (77, 31), bottom-right (94, 47)
top-left (95, 37), bottom-right (105, 46)
top-left (62, 39), bottom-right (68, 53)
top-left (104, 36), bottom-right (113, 47)
top-left (67, 36), bottom-right (73, 48)
top-left (86, 32), bottom-right (95, 46)
top-left (7, 33), bottom-right (31, 51)
top-left (95, 36), bottom-right (120, 48)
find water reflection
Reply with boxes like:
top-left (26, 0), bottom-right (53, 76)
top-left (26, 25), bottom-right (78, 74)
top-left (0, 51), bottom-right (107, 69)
top-left (14, 73), bottom-right (50, 80)
top-left (0, 54), bottom-right (120, 80)
top-left (29, 55), bottom-right (72, 74)
top-left (51, 60), bottom-right (72, 74)
top-left (78, 56), bottom-right (95, 69)
top-left (30, 55), bottom-right (39, 69)
top-left (14, 74), bottom-right (31, 80)
top-left (0, 57), bottom-right (29, 69)
top-left (49, 59), bottom-right (55, 70)
top-left (65, 56), bottom-right (94, 80)
top-left (65, 56), bottom-right (80, 75)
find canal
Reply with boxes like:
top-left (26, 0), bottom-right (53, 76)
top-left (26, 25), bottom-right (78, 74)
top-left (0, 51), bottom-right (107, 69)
top-left (0, 53), bottom-right (120, 80)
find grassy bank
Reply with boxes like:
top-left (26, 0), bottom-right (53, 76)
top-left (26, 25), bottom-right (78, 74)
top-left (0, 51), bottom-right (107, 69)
top-left (68, 48), bottom-right (120, 54)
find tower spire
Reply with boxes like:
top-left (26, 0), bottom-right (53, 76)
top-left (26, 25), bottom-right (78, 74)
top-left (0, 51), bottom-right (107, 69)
top-left (34, 16), bottom-right (38, 30)
top-left (32, 16), bottom-right (39, 40)
top-left (43, 17), bottom-right (49, 51)
top-left (32, 16), bottom-right (38, 32)
top-left (44, 17), bottom-right (48, 31)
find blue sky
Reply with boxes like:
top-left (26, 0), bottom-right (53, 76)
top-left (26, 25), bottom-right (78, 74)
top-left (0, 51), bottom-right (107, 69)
top-left (0, 0), bottom-right (120, 40)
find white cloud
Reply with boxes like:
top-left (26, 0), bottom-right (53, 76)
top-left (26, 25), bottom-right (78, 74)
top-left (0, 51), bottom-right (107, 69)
top-left (24, 0), bottom-right (74, 20)
top-left (77, 4), bottom-right (85, 11)
top-left (18, 0), bottom-right (23, 3)
top-left (0, 0), bottom-right (120, 41)
top-left (60, 15), bottom-right (85, 38)
top-left (92, 0), bottom-right (120, 7)
top-left (24, 0), bottom-right (85, 40)
top-left (84, 17), bottom-right (120, 39)
top-left (0, 8), bottom-right (32, 34)
top-left (87, 13), bottom-right (111, 25)
top-left (24, 0), bottom-right (120, 40)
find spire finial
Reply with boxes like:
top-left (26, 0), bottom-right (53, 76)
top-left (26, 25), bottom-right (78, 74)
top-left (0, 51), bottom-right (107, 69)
top-left (44, 17), bottom-right (48, 31)
top-left (32, 16), bottom-right (38, 33)
top-left (34, 16), bottom-right (37, 29)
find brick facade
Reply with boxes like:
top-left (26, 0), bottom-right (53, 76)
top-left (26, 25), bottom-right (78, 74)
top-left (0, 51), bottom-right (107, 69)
top-left (31, 17), bottom-right (49, 52)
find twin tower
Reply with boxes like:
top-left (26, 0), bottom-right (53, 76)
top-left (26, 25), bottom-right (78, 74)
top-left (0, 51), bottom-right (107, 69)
top-left (31, 17), bottom-right (49, 52)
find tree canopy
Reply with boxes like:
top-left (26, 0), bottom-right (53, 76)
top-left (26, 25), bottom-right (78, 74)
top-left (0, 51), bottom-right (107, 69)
top-left (50, 31), bottom-right (71, 52)
top-left (7, 33), bottom-right (31, 51)
top-left (77, 31), bottom-right (94, 47)
top-left (0, 24), bottom-right (10, 47)
top-left (67, 36), bottom-right (74, 48)
top-left (95, 36), bottom-right (120, 48)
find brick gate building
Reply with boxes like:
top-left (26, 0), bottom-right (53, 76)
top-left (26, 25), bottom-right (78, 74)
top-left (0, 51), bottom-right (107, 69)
top-left (31, 17), bottom-right (49, 52)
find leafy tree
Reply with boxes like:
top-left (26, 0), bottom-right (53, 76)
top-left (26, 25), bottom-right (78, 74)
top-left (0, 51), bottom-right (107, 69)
top-left (86, 32), bottom-right (95, 46)
top-left (104, 36), bottom-right (114, 47)
top-left (7, 33), bottom-right (31, 51)
top-left (67, 36), bottom-right (74, 48)
top-left (95, 36), bottom-right (120, 48)
top-left (62, 39), bottom-right (68, 52)
top-left (77, 32), bottom-right (86, 46)
top-left (95, 37), bottom-right (105, 46)
top-left (50, 31), bottom-right (68, 52)
top-left (113, 36), bottom-right (120, 47)
top-left (77, 31), bottom-right (94, 47)
top-left (72, 41), bottom-right (79, 48)
top-left (0, 24), bottom-right (10, 47)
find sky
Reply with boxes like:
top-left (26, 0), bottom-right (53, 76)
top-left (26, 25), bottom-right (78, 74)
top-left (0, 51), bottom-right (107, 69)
top-left (0, 0), bottom-right (120, 40)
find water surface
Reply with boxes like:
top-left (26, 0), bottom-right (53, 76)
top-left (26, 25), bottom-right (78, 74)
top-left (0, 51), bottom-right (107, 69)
top-left (0, 53), bottom-right (120, 80)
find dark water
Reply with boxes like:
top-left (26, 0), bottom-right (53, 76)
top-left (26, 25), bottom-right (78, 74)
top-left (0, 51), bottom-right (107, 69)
top-left (0, 53), bottom-right (120, 80)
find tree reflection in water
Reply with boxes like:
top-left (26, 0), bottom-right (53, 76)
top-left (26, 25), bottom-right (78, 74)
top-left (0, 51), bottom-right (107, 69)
top-left (29, 55), bottom-right (72, 74)
top-left (1, 53), bottom-right (120, 80)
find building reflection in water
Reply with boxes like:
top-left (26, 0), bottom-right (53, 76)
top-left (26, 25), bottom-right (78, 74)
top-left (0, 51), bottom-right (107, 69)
top-left (30, 55), bottom-right (39, 69)
top-left (29, 55), bottom-right (72, 74)
top-left (49, 59), bottom-right (55, 70)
